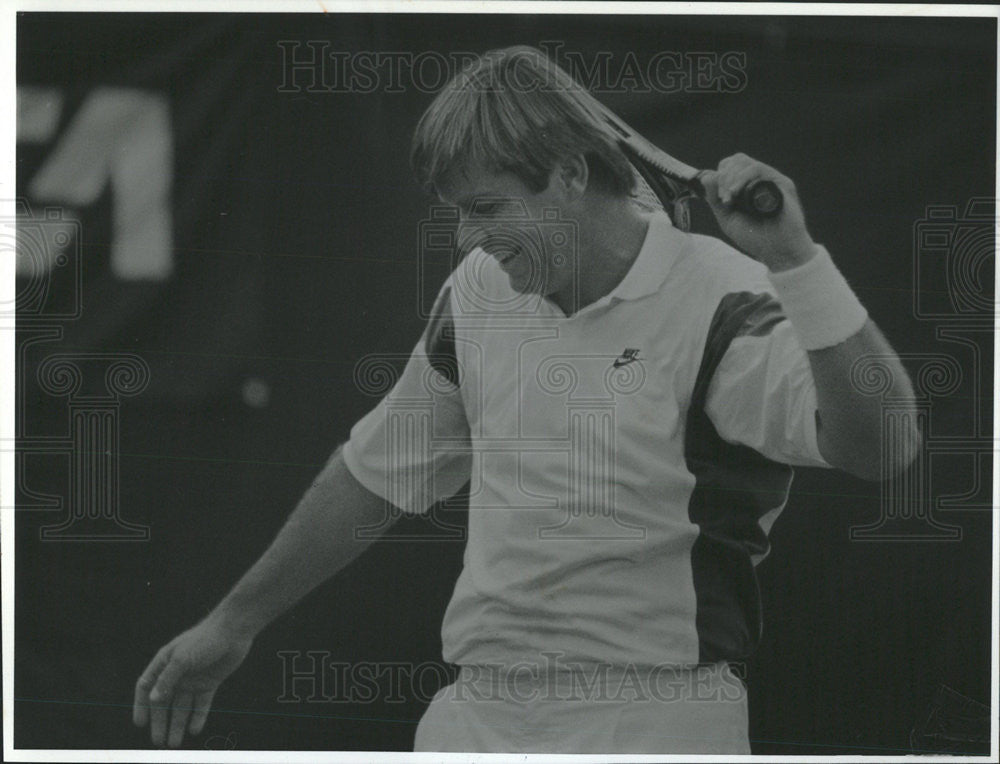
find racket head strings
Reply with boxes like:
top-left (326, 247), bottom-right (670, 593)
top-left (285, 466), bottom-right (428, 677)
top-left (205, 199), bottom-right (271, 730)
top-left (626, 152), bottom-right (696, 232)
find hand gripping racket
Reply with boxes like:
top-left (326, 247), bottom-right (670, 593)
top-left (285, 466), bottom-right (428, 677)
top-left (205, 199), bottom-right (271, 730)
top-left (590, 100), bottom-right (784, 230)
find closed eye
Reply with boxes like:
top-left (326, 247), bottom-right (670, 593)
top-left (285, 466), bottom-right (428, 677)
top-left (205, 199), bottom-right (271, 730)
top-left (471, 198), bottom-right (525, 218)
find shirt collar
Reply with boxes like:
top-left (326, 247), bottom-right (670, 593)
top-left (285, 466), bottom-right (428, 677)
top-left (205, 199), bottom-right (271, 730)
top-left (605, 210), bottom-right (683, 303)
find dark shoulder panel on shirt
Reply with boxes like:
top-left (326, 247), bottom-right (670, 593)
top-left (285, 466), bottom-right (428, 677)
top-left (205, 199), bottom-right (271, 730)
top-left (684, 289), bottom-right (793, 665)
top-left (423, 284), bottom-right (460, 387)
top-left (692, 291), bottom-right (786, 403)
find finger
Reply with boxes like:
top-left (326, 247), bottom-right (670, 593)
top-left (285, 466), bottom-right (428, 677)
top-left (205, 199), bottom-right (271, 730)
top-left (133, 675), bottom-right (153, 728)
top-left (133, 647), bottom-right (171, 727)
top-left (188, 690), bottom-right (216, 736)
top-left (149, 682), bottom-right (170, 747)
top-left (698, 171), bottom-right (737, 218)
top-left (719, 165), bottom-right (771, 207)
top-left (168, 691), bottom-right (194, 749)
top-left (698, 170), bottom-right (723, 204)
top-left (717, 152), bottom-right (751, 174)
top-left (150, 654), bottom-right (188, 746)
top-left (150, 654), bottom-right (187, 707)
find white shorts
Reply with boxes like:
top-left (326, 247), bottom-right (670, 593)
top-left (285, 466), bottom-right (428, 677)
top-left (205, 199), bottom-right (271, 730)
top-left (414, 662), bottom-right (751, 754)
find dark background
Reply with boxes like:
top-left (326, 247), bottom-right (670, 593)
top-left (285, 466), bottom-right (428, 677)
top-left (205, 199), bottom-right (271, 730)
top-left (14, 12), bottom-right (995, 754)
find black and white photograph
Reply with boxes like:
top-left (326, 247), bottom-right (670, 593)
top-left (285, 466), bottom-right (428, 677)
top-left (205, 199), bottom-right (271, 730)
top-left (3, 3), bottom-right (997, 761)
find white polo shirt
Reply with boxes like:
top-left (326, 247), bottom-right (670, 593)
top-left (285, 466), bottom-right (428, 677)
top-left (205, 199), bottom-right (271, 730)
top-left (343, 210), bottom-right (831, 671)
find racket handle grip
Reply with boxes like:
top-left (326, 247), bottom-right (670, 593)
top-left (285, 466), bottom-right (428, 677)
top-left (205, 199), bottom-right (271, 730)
top-left (693, 173), bottom-right (784, 218)
top-left (737, 180), bottom-right (783, 218)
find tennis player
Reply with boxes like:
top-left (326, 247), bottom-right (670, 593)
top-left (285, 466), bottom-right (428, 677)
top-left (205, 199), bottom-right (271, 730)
top-left (133, 46), bottom-right (921, 753)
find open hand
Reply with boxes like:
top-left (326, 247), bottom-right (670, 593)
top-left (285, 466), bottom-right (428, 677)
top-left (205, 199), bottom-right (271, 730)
top-left (133, 616), bottom-right (253, 748)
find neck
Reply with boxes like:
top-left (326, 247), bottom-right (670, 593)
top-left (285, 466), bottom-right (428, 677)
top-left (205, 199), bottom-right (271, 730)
top-left (550, 196), bottom-right (652, 316)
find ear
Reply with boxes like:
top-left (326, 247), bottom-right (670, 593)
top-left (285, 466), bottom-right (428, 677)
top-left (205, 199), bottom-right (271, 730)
top-left (551, 154), bottom-right (589, 201)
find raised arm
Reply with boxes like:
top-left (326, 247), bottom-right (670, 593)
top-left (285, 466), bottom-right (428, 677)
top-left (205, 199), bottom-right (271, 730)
top-left (132, 446), bottom-right (395, 748)
top-left (701, 154), bottom-right (922, 480)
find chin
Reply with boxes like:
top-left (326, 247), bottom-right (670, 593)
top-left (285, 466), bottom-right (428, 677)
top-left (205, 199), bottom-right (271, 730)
top-left (505, 263), bottom-right (549, 294)
top-left (506, 272), bottom-right (548, 296)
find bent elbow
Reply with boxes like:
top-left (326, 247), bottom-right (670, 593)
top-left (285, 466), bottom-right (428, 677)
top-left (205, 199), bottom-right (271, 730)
top-left (891, 424), bottom-right (924, 476)
top-left (831, 423), bottom-right (923, 482)
top-left (870, 423), bottom-right (924, 482)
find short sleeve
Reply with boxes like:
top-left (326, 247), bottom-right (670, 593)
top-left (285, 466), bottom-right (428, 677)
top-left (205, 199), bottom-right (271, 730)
top-left (342, 282), bottom-right (472, 514)
top-left (703, 296), bottom-right (831, 469)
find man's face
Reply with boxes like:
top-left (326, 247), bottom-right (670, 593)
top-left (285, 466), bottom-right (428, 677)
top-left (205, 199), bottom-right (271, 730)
top-left (438, 162), bottom-right (576, 298)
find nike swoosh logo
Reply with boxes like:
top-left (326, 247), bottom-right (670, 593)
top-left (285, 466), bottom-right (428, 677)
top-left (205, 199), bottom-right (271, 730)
top-left (612, 358), bottom-right (638, 368)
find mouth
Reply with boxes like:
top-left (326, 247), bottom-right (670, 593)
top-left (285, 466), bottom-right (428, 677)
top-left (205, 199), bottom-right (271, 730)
top-left (495, 246), bottom-right (520, 269)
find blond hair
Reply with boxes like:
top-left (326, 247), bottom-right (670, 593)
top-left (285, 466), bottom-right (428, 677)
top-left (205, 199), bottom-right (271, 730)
top-left (410, 46), bottom-right (635, 198)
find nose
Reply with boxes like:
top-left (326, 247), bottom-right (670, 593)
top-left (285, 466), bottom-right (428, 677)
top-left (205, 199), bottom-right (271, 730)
top-left (456, 220), bottom-right (490, 258)
top-left (458, 220), bottom-right (501, 245)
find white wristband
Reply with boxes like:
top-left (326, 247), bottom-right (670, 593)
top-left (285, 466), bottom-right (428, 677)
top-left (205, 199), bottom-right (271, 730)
top-left (766, 244), bottom-right (868, 350)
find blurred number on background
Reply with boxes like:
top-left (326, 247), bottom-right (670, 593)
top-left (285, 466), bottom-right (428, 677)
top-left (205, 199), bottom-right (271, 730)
top-left (17, 86), bottom-right (173, 281)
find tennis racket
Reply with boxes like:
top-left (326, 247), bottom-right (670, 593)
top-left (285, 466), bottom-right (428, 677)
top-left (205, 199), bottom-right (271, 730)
top-left (590, 100), bottom-right (784, 231)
